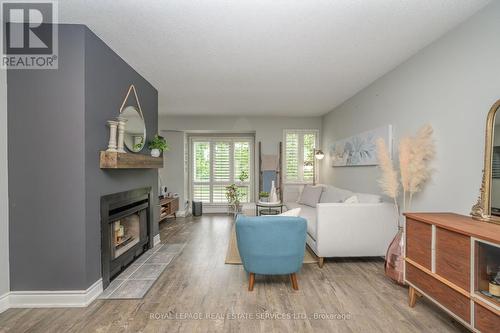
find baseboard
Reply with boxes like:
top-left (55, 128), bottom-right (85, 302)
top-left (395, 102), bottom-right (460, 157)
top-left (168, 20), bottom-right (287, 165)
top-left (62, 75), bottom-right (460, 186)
top-left (7, 278), bottom-right (103, 308)
top-left (0, 292), bottom-right (9, 314)
top-left (153, 234), bottom-right (161, 246)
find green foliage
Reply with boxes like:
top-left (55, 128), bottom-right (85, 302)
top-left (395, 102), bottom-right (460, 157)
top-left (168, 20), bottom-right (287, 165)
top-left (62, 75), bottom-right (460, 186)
top-left (238, 170), bottom-right (249, 182)
top-left (259, 191), bottom-right (269, 198)
top-left (148, 135), bottom-right (169, 151)
top-left (225, 184), bottom-right (243, 206)
top-left (133, 137), bottom-right (144, 151)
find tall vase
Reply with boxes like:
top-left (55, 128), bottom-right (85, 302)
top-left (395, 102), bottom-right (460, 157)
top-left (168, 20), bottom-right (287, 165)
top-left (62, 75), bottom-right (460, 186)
top-left (385, 227), bottom-right (404, 285)
top-left (270, 180), bottom-right (278, 203)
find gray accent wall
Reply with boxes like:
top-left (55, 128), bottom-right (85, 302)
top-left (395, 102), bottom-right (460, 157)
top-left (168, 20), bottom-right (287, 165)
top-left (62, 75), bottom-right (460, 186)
top-left (8, 25), bottom-right (87, 291)
top-left (319, 1), bottom-right (500, 215)
top-left (84, 28), bottom-right (159, 287)
top-left (8, 24), bottom-right (158, 291)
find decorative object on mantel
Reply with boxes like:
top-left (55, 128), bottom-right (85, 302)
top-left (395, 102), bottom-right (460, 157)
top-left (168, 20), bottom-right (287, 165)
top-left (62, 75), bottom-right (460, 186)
top-left (100, 151), bottom-right (163, 169)
top-left (116, 116), bottom-right (128, 153)
top-left (330, 125), bottom-right (392, 167)
top-left (121, 106), bottom-right (146, 153)
top-left (148, 135), bottom-right (168, 158)
top-left (376, 124), bottom-right (435, 284)
top-left (106, 120), bottom-right (119, 152)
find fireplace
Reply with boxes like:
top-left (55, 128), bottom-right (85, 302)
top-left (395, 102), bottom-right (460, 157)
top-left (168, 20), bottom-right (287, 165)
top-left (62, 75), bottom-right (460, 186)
top-left (101, 187), bottom-right (153, 288)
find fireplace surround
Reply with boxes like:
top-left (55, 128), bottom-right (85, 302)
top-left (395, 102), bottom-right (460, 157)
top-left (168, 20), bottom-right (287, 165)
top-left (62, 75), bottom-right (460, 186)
top-left (101, 187), bottom-right (153, 288)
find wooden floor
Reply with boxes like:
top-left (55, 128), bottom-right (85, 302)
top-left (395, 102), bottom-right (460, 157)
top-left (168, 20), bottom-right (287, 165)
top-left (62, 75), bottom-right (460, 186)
top-left (0, 215), bottom-right (467, 333)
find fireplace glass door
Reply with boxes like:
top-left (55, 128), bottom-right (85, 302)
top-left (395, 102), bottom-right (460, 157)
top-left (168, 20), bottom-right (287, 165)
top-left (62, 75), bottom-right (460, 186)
top-left (111, 211), bottom-right (144, 259)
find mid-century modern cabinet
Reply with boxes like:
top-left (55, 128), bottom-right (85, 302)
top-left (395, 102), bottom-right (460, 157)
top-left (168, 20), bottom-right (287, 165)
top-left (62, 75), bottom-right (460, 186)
top-left (158, 196), bottom-right (179, 222)
top-left (404, 213), bottom-right (500, 333)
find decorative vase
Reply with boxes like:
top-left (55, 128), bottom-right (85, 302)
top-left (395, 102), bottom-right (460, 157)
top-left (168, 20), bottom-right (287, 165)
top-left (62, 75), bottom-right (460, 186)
top-left (270, 181), bottom-right (278, 203)
top-left (385, 227), bottom-right (404, 285)
top-left (151, 148), bottom-right (161, 158)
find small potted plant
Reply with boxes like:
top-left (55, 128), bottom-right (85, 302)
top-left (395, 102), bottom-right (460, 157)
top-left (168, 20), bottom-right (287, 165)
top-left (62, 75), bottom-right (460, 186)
top-left (148, 135), bottom-right (168, 157)
top-left (225, 184), bottom-right (242, 217)
top-left (259, 191), bottom-right (269, 202)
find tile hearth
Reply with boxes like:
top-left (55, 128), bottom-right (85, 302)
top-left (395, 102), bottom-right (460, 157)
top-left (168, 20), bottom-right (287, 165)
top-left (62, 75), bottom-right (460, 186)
top-left (99, 242), bottom-right (186, 299)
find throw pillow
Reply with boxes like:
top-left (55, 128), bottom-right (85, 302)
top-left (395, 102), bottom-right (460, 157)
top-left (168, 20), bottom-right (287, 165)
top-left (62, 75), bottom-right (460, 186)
top-left (298, 185), bottom-right (323, 207)
top-left (277, 208), bottom-right (301, 217)
top-left (355, 193), bottom-right (383, 203)
top-left (343, 195), bottom-right (359, 204)
top-left (319, 186), bottom-right (353, 203)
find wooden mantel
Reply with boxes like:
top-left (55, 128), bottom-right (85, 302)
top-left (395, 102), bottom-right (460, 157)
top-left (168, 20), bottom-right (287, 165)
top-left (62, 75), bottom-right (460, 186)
top-left (99, 151), bottom-right (163, 169)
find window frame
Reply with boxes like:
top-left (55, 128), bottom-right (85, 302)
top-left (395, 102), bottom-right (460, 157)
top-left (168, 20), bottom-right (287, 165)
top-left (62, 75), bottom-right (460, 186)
top-left (283, 129), bottom-right (320, 184)
top-left (189, 135), bottom-right (254, 206)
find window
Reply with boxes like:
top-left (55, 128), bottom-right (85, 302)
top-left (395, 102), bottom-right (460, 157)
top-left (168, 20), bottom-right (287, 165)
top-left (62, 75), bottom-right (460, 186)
top-left (284, 129), bottom-right (319, 183)
top-left (190, 136), bottom-right (253, 205)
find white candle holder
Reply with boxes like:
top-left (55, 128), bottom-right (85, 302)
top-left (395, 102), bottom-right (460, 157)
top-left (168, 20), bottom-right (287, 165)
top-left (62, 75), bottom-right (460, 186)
top-left (116, 117), bottom-right (128, 153)
top-left (106, 120), bottom-right (119, 152)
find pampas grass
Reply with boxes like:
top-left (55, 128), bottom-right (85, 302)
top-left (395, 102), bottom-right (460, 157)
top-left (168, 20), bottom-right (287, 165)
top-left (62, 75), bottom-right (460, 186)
top-left (376, 124), bottom-right (435, 226)
top-left (407, 124), bottom-right (435, 207)
top-left (398, 137), bottom-right (412, 210)
top-left (376, 138), bottom-right (399, 200)
top-left (376, 138), bottom-right (400, 227)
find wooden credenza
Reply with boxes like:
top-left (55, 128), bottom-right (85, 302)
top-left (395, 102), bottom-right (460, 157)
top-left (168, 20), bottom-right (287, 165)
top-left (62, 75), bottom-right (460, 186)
top-left (159, 196), bottom-right (179, 222)
top-left (404, 213), bottom-right (500, 332)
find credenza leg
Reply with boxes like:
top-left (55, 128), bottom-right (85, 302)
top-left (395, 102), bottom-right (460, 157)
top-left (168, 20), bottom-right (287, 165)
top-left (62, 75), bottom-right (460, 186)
top-left (408, 286), bottom-right (420, 307)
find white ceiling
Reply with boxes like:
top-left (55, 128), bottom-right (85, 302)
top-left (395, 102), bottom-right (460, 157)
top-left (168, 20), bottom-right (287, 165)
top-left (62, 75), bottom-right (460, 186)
top-left (59, 0), bottom-right (490, 116)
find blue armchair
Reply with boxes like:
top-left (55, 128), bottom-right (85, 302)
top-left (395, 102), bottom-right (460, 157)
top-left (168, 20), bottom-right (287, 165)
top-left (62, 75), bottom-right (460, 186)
top-left (235, 215), bottom-right (307, 291)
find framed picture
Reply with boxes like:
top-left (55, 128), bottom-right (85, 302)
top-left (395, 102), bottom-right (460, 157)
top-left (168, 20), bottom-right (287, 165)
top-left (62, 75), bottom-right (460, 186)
top-left (330, 125), bottom-right (392, 167)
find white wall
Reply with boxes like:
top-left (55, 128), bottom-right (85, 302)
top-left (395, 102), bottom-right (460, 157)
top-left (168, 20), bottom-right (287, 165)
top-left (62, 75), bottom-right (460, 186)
top-left (159, 130), bottom-right (188, 212)
top-left (0, 68), bottom-right (9, 309)
top-left (320, 2), bottom-right (500, 215)
top-left (159, 115), bottom-right (322, 205)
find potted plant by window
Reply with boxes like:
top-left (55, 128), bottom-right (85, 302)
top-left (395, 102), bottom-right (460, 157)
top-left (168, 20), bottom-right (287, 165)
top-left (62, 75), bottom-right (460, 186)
top-left (259, 191), bottom-right (269, 202)
top-left (225, 184), bottom-right (242, 217)
top-left (225, 172), bottom-right (249, 217)
top-left (148, 135), bottom-right (169, 157)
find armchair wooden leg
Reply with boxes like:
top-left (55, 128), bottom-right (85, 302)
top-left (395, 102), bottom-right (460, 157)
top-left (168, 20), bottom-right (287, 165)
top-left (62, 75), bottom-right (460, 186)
top-left (290, 273), bottom-right (299, 290)
top-left (248, 273), bottom-right (255, 291)
top-left (318, 257), bottom-right (324, 268)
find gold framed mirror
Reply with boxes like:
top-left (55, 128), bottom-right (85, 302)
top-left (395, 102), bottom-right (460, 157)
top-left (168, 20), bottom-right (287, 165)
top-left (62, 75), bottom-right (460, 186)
top-left (471, 99), bottom-right (500, 224)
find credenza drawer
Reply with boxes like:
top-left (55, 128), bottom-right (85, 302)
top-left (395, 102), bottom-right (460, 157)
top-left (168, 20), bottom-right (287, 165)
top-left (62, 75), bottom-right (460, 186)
top-left (406, 218), bottom-right (432, 270)
top-left (406, 263), bottom-right (470, 323)
top-left (435, 227), bottom-right (470, 292)
top-left (475, 302), bottom-right (500, 333)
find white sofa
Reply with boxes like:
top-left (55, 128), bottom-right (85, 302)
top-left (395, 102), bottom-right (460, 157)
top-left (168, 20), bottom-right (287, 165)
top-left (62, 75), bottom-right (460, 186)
top-left (285, 184), bottom-right (397, 267)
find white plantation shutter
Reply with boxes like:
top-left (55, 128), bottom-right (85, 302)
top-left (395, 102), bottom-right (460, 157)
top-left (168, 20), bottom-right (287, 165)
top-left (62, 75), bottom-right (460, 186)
top-left (192, 142), bottom-right (210, 202)
top-left (285, 133), bottom-right (299, 181)
top-left (234, 142), bottom-right (250, 181)
top-left (214, 142), bottom-right (231, 182)
top-left (303, 133), bottom-right (315, 181)
top-left (284, 130), bottom-right (319, 183)
top-left (190, 136), bottom-right (253, 205)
